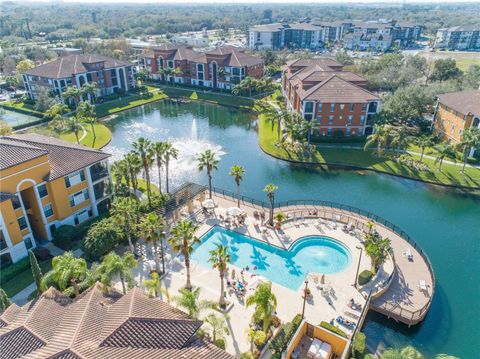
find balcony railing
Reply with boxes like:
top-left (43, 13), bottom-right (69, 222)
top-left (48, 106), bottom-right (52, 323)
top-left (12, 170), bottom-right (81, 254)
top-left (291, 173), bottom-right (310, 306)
top-left (90, 165), bottom-right (109, 182)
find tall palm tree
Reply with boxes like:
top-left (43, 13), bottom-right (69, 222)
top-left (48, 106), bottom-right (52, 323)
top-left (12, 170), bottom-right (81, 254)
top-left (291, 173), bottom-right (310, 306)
top-left (381, 345), bottom-right (424, 359)
top-left (111, 160), bottom-right (128, 194)
top-left (169, 220), bottom-right (200, 290)
top-left (124, 152), bottom-right (142, 196)
top-left (111, 197), bottom-right (137, 253)
top-left (434, 143), bottom-right (456, 171)
top-left (45, 103), bottom-right (69, 129)
top-left (97, 252), bottom-right (138, 294)
top-left (263, 183), bottom-right (278, 226)
top-left (133, 137), bottom-right (154, 206)
top-left (77, 101), bottom-right (97, 140)
top-left (414, 135), bottom-right (434, 162)
top-left (208, 245), bottom-right (231, 308)
top-left (390, 126), bottom-right (412, 151)
top-left (140, 213), bottom-right (166, 274)
top-left (62, 86), bottom-right (82, 108)
top-left (163, 142), bottom-right (179, 193)
top-left (66, 116), bottom-right (82, 144)
top-left (44, 252), bottom-right (87, 297)
top-left (173, 287), bottom-right (214, 319)
top-left (81, 82), bottom-right (98, 102)
top-left (229, 165), bottom-right (245, 207)
top-left (364, 124), bottom-right (390, 156)
top-left (197, 149), bottom-right (219, 199)
top-left (246, 281), bottom-right (277, 332)
top-left (152, 141), bottom-right (166, 194)
top-left (204, 313), bottom-right (229, 343)
top-left (459, 128), bottom-right (480, 172)
top-left (302, 118), bottom-right (315, 144)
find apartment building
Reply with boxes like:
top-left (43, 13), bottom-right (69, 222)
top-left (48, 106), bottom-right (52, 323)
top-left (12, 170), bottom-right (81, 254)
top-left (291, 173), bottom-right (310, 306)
top-left (248, 20), bottom-right (422, 51)
top-left (0, 134), bottom-right (112, 266)
top-left (22, 54), bottom-right (136, 102)
top-left (282, 58), bottom-right (381, 137)
top-left (139, 44), bottom-right (263, 90)
top-left (433, 90), bottom-right (480, 156)
top-left (434, 25), bottom-right (480, 50)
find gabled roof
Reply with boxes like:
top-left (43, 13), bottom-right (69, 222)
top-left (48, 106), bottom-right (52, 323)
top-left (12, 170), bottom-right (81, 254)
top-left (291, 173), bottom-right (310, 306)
top-left (22, 54), bottom-right (132, 79)
top-left (0, 284), bottom-right (233, 359)
top-left (0, 134), bottom-right (110, 181)
top-left (437, 90), bottom-right (480, 116)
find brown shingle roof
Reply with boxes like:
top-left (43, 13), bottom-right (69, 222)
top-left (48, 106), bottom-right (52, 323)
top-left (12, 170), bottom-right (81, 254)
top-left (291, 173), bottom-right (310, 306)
top-left (437, 90), bottom-right (480, 117)
top-left (1, 134), bottom-right (110, 181)
top-left (23, 54), bottom-right (132, 79)
top-left (0, 326), bottom-right (46, 359)
top-left (0, 138), bottom-right (48, 171)
top-left (0, 284), bottom-right (233, 359)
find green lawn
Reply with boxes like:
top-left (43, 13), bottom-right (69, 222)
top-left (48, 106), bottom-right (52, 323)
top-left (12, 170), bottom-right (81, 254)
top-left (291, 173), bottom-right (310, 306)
top-left (0, 259), bottom-right (52, 298)
top-left (159, 86), bottom-right (255, 108)
top-left (60, 123), bottom-right (112, 149)
top-left (419, 51), bottom-right (480, 71)
top-left (0, 100), bottom-right (44, 117)
top-left (95, 89), bottom-right (168, 118)
top-left (258, 116), bottom-right (480, 188)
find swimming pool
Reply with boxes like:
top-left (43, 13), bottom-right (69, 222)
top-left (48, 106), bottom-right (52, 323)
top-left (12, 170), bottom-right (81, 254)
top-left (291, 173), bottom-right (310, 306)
top-left (192, 226), bottom-right (352, 291)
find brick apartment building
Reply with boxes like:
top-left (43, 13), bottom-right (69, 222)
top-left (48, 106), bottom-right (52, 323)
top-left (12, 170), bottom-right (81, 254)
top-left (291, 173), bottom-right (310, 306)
top-left (433, 90), bottom-right (480, 156)
top-left (22, 54), bottom-right (136, 102)
top-left (282, 58), bottom-right (381, 137)
top-left (139, 44), bottom-right (263, 90)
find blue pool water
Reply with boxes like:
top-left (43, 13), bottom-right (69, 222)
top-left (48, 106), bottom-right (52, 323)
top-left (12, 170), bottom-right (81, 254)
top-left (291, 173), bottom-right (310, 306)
top-left (192, 226), bottom-right (352, 291)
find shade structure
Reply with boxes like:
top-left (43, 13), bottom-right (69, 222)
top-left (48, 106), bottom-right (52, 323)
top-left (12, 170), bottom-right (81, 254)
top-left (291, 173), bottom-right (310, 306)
top-left (226, 206), bottom-right (244, 217)
top-left (202, 199), bottom-right (216, 209)
top-left (248, 275), bottom-right (265, 289)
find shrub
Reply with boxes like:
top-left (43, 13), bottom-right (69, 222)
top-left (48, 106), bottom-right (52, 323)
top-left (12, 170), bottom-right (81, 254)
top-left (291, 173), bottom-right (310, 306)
top-left (240, 352), bottom-right (255, 359)
top-left (82, 217), bottom-right (123, 261)
top-left (352, 332), bottom-right (367, 359)
top-left (0, 257), bottom-right (30, 284)
top-left (269, 314), bottom-right (302, 355)
top-left (271, 315), bottom-right (281, 328)
top-left (52, 225), bottom-right (81, 250)
top-left (214, 338), bottom-right (226, 350)
top-left (358, 270), bottom-right (373, 285)
top-left (319, 321), bottom-right (348, 338)
top-left (32, 247), bottom-right (52, 261)
top-left (333, 130), bottom-right (345, 139)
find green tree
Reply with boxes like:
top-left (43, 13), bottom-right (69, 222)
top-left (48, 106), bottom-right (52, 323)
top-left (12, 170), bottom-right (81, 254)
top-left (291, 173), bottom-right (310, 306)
top-left (97, 252), bottom-right (138, 294)
top-left (352, 332), bottom-right (367, 359)
top-left (203, 313), bottom-right (229, 342)
top-left (162, 141), bottom-right (178, 193)
top-left (111, 197), bottom-right (137, 253)
top-left (381, 85), bottom-right (433, 125)
top-left (263, 183), bottom-right (278, 226)
top-left (381, 345), bottom-right (424, 359)
top-left (434, 143), bottom-right (456, 171)
top-left (335, 51), bottom-right (354, 65)
top-left (43, 252), bottom-right (88, 297)
top-left (140, 212), bottom-right (167, 274)
top-left (62, 86), bottom-right (83, 108)
top-left (414, 135), bottom-right (434, 162)
top-left (15, 59), bottom-right (35, 73)
top-left (248, 328), bottom-right (267, 351)
top-left (0, 120), bottom-right (13, 136)
top-left (173, 287), bottom-right (214, 319)
top-left (208, 244), bottom-right (231, 308)
top-left (390, 126), bottom-right (412, 151)
top-left (364, 125), bottom-right (390, 156)
top-left (83, 217), bottom-right (123, 261)
top-left (29, 250), bottom-right (45, 294)
top-left (364, 233), bottom-right (391, 273)
top-left (33, 87), bottom-right (56, 112)
top-left (169, 219), bottom-right (200, 290)
top-left (197, 149), bottom-right (219, 199)
top-left (0, 288), bottom-right (12, 312)
top-left (430, 58), bottom-right (462, 82)
top-left (66, 116), bottom-right (82, 144)
top-left (459, 128), bottom-right (480, 172)
top-left (77, 101), bottom-right (97, 139)
top-left (133, 137), bottom-right (154, 207)
top-left (81, 82), bottom-right (98, 102)
top-left (246, 281), bottom-right (277, 332)
top-left (229, 165), bottom-right (245, 207)
top-left (152, 141), bottom-right (166, 193)
top-left (124, 152), bottom-right (142, 195)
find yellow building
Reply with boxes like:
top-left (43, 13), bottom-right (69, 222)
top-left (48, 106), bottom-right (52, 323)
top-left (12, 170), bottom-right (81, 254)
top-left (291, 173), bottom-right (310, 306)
top-left (433, 89), bottom-right (480, 156)
top-left (0, 134), bottom-right (112, 266)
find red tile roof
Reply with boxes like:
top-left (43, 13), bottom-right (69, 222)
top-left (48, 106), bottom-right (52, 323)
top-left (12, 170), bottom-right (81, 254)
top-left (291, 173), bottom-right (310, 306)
top-left (437, 90), bottom-right (480, 116)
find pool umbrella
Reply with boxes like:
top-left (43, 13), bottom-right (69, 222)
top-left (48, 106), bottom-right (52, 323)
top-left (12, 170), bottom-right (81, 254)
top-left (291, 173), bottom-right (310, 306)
top-left (320, 274), bottom-right (325, 284)
top-left (227, 207), bottom-right (244, 217)
top-left (202, 199), bottom-right (216, 209)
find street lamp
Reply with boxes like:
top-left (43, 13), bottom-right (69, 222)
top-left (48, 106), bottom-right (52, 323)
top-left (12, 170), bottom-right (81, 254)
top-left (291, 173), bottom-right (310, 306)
top-left (354, 245), bottom-right (363, 289)
top-left (301, 280), bottom-right (309, 319)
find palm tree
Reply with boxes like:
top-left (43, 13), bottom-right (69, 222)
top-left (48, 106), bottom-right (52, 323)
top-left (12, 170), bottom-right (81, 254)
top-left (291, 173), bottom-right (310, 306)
top-left (81, 82), bottom-right (98, 102)
top-left (246, 281), bottom-right (277, 332)
top-left (62, 86), bottom-right (82, 108)
top-left (434, 143), bottom-right (456, 171)
top-left (390, 126), bottom-right (412, 151)
top-left (302, 118), bottom-right (315, 144)
top-left (208, 245), bottom-right (231, 308)
top-left (414, 135), bottom-right (434, 162)
top-left (459, 128), bottom-right (480, 172)
top-left (229, 165), bottom-right (245, 207)
top-left (152, 141), bottom-right (165, 194)
top-left (169, 219), bottom-right (200, 290)
top-left (248, 328), bottom-right (267, 352)
top-left (381, 345), bottom-right (424, 359)
top-left (77, 101), bottom-right (97, 140)
top-left (111, 197), bottom-right (137, 253)
top-left (124, 152), bottom-right (142, 196)
top-left (45, 103), bottom-right (69, 127)
top-left (140, 213), bottom-right (167, 274)
top-left (111, 160), bottom-right (128, 194)
top-left (263, 183), bottom-right (278, 226)
top-left (364, 124), bottom-right (390, 156)
top-left (197, 149), bottom-right (219, 199)
top-left (133, 137), bottom-right (154, 206)
top-left (97, 252), bottom-right (138, 294)
top-left (173, 287), bottom-right (215, 319)
top-left (44, 252), bottom-right (87, 297)
top-left (66, 116), bottom-right (82, 144)
top-left (144, 271), bottom-right (160, 297)
top-left (163, 142), bottom-right (179, 193)
top-left (364, 233), bottom-right (391, 274)
top-left (204, 313), bottom-right (229, 342)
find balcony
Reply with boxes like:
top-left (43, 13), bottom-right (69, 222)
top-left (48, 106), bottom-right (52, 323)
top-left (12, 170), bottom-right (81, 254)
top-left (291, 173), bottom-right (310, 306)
top-left (90, 163), bottom-right (109, 182)
top-left (93, 180), bottom-right (111, 201)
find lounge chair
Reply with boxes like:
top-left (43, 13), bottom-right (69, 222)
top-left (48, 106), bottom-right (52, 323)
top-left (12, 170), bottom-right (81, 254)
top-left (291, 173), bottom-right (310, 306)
top-left (404, 248), bottom-right (413, 261)
top-left (335, 315), bottom-right (355, 330)
top-left (418, 280), bottom-right (428, 291)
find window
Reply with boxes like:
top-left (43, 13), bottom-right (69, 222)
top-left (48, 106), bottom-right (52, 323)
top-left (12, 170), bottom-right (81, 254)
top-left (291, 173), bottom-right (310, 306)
top-left (361, 103), bottom-right (367, 111)
top-left (43, 203), bottom-right (54, 218)
top-left (11, 194), bottom-right (21, 210)
top-left (346, 128), bottom-right (351, 137)
top-left (74, 208), bottom-right (93, 225)
top-left (316, 115), bottom-right (322, 124)
top-left (349, 104), bottom-right (355, 112)
top-left (317, 103), bottom-right (322, 112)
top-left (69, 189), bottom-right (89, 207)
top-left (65, 170), bottom-right (85, 188)
top-left (24, 237), bottom-right (33, 250)
top-left (459, 129), bottom-right (463, 136)
top-left (330, 103), bottom-right (335, 112)
top-left (327, 128), bottom-right (332, 136)
top-left (348, 115), bottom-right (353, 125)
top-left (463, 114), bottom-right (467, 122)
top-left (340, 104), bottom-right (345, 110)
top-left (328, 115), bottom-right (334, 125)
top-left (360, 115), bottom-right (365, 125)
top-left (18, 216), bottom-right (28, 230)
top-left (37, 184), bottom-right (48, 198)
top-left (304, 102), bottom-right (313, 113)
top-left (0, 230), bottom-right (7, 251)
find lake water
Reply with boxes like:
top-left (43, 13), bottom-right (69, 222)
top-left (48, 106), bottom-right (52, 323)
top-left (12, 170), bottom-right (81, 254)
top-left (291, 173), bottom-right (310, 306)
top-left (105, 100), bottom-right (480, 358)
